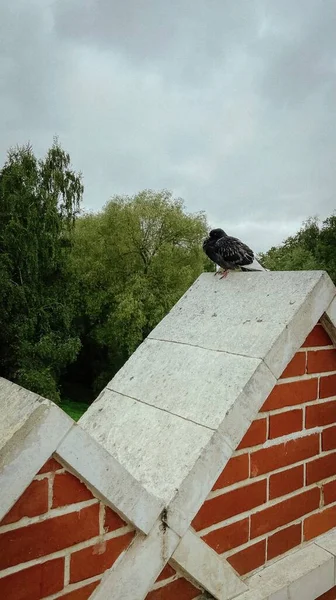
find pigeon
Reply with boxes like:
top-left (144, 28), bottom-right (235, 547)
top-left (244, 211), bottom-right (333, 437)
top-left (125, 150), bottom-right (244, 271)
top-left (203, 228), bottom-right (266, 278)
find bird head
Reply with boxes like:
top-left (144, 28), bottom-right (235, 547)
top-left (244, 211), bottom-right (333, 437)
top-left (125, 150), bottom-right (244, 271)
top-left (209, 228), bottom-right (226, 239)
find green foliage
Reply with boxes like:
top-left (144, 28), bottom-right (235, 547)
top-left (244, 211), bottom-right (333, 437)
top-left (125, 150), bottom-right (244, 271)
top-left (60, 399), bottom-right (88, 421)
top-left (4, 136), bottom-right (335, 409)
top-left (260, 215), bottom-right (336, 283)
top-left (71, 189), bottom-right (210, 393)
top-left (0, 140), bottom-right (83, 401)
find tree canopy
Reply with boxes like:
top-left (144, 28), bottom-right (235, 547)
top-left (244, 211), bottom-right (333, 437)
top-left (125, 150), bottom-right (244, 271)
top-left (0, 140), bottom-right (83, 401)
top-left (1, 139), bottom-right (335, 409)
top-left (260, 215), bottom-right (336, 283)
top-left (69, 189), bottom-right (211, 394)
top-left (0, 142), bottom-right (211, 402)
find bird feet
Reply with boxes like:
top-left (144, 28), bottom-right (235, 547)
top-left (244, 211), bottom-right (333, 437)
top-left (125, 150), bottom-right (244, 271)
top-left (215, 270), bottom-right (229, 279)
top-left (219, 270), bottom-right (229, 279)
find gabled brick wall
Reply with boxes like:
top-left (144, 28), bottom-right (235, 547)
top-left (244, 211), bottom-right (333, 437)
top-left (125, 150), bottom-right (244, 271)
top-left (0, 457), bottom-right (135, 600)
top-left (145, 564), bottom-right (202, 600)
top-left (150, 322), bottom-right (336, 600)
top-left (189, 323), bottom-right (336, 577)
top-left (1, 320), bottom-right (335, 600)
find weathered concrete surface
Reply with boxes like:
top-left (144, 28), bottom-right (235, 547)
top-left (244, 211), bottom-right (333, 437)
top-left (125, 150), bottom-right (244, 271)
top-left (80, 387), bottom-right (218, 505)
top-left (91, 521), bottom-right (180, 600)
top-left (172, 529), bottom-right (247, 600)
top-left (243, 543), bottom-right (335, 600)
top-left (109, 338), bottom-right (272, 430)
top-left (315, 528), bottom-right (336, 556)
top-left (81, 270), bottom-right (335, 529)
top-left (0, 377), bottom-right (73, 521)
top-left (57, 424), bottom-right (163, 534)
top-left (149, 271), bottom-right (334, 378)
top-left (321, 295), bottom-right (336, 346)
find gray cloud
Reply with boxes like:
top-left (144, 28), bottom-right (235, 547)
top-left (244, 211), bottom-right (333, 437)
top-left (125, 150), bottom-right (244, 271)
top-left (1, 0), bottom-right (336, 251)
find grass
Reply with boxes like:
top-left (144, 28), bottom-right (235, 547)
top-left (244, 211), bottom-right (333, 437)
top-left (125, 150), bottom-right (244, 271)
top-left (60, 399), bottom-right (89, 421)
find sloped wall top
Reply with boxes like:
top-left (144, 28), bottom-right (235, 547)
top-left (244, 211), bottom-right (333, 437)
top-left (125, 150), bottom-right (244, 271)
top-left (81, 271), bottom-right (335, 535)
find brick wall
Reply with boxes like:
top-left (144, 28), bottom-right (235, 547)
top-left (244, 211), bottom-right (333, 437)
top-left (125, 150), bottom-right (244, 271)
top-left (189, 323), bottom-right (336, 577)
top-left (316, 586), bottom-right (336, 600)
top-left (145, 564), bottom-right (202, 599)
top-left (0, 457), bottom-right (135, 600)
top-left (1, 321), bottom-right (335, 600)
top-left (148, 323), bottom-right (336, 599)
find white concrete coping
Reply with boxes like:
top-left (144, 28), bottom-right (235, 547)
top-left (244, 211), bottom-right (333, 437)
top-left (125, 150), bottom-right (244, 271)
top-left (0, 377), bottom-right (163, 534)
top-left (148, 271), bottom-right (334, 379)
top-left (235, 534), bottom-right (336, 600)
top-left (80, 271), bottom-right (335, 537)
top-left (57, 424), bottom-right (163, 534)
top-left (321, 295), bottom-right (336, 346)
top-left (91, 521), bottom-right (180, 600)
top-left (315, 528), bottom-right (336, 556)
top-left (171, 529), bottom-right (247, 600)
top-left (0, 377), bottom-right (73, 521)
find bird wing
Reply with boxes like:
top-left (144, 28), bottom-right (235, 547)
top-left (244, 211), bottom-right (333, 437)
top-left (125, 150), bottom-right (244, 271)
top-left (215, 235), bottom-right (254, 267)
top-left (241, 258), bottom-right (269, 271)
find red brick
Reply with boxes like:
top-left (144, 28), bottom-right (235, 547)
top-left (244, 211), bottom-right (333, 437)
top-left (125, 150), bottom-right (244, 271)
top-left (251, 488), bottom-right (320, 538)
top-left (0, 503), bottom-right (99, 570)
top-left (250, 434), bottom-right (319, 477)
top-left (212, 454), bottom-right (249, 490)
top-left (52, 472), bottom-right (94, 508)
top-left (306, 453), bottom-right (336, 485)
top-left (103, 505), bottom-right (127, 532)
top-left (303, 325), bottom-right (332, 348)
top-left (269, 409), bottom-right (303, 439)
top-left (269, 465), bottom-right (304, 500)
top-left (70, 531), bottom-right (135, 583)
top-left (323, 480), bottom-right (336, 505)
top-left (237, 419), bottom-right (267, 449)
top-left (307, 350), bottom-right (336, 374)
top-left (323, 426), bottom-right (336, 451)
top-left (0, 557), bottom-right (64, 600)
top-left (306, 400), bottom-right (336, 428)
top-left (156, 563), bottom-right (176, 582)
top-left (59, 582), bottom-right (100, 600)
top-left (202, 518), bottom-right (249, 554)
top-left (316, 586), bottom-right (336, 600)
top-left (267, 523), bottom-right (302, 560)
top-left (304, 505), bottom-right (336, 540)
top-left (38, 457), bottom-right (62, 474)
top-left (261, 379), bottom-right (318, 411)
top-left (320, 374), bottom-right (336, 399)
top-left (227, 540), bottom-right (265, 575)
top-left (146, 577), bottom-right (200, 600)
top-left (280, 353), bottom-right (306, 379)
top-left (1, 479), bottom-right (48, 525)
top-left (192, 480), bottom-right (267, 531)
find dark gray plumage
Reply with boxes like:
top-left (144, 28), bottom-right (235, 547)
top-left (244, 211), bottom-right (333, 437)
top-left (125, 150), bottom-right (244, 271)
top-left (203, 228), bottom-right (255, 278)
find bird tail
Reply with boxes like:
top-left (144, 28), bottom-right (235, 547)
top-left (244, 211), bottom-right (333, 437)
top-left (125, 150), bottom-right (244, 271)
top-left (241, 258), bottom-right (269, 272)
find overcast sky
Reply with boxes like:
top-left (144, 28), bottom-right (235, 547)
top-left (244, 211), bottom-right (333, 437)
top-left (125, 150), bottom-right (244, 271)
top-left (1, 0), bottom-right (336, 251)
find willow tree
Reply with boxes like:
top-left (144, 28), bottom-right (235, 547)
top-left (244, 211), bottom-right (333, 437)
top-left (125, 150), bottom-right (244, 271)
top-left (71, 189), bottom-right (211, 394)
top-left (0, 139), bottom-right (83, 401)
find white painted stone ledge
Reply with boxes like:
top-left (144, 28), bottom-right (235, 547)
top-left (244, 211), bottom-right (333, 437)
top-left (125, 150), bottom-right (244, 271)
top-left (321, 295), bottom-right (336, 346)
top-left (57, 424), bottom-right (164, 534)
top-left (0, 385), bottom-right (73, 522)
top-left (0, 377), bottom-right (163, 534)
top-left (171, 529), bottom-right (247, 600)
top-left (232, 529), bottom-right (336, 600)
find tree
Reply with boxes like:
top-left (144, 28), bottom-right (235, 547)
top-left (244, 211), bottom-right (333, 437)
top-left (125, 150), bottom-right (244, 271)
top-left (0, 139), bottom-right (83, 401)
top-left (70, 189), bottom-right (210, 394)
top-left (260, 215), bottom-right (336, 283)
